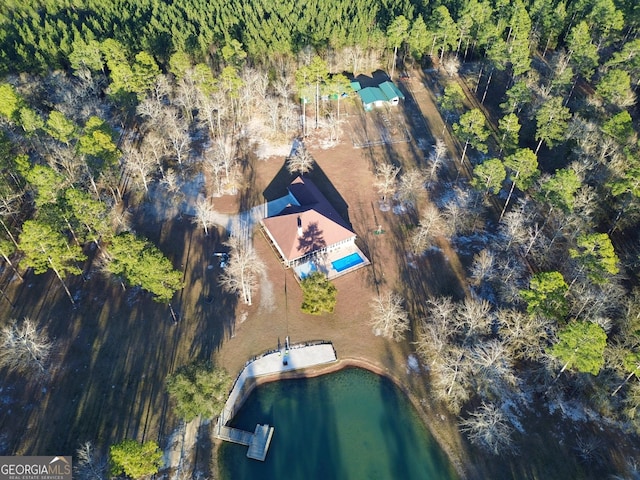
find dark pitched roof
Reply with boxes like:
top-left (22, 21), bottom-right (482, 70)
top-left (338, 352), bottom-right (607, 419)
top-left (262, 176), bottom-right (355, 262)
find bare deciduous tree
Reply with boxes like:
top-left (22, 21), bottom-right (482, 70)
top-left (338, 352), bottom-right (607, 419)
top-left (427, 138), bottom-right (447, 182)
top-left (470, 340), bottom-right (518, 400)
top-left (443, 187), bottom-right (483, 235)
top-left (470, 249), bottom-right (495, 286)
top-left (0, 239), bottom-right (23, 282)
top-left (192, 197), bottom-right (217, 236)
top-left (152, 75), bottom-right (171, 103)
top-left (141, 130), bottom-right (169, 175)
top-left (273, 74), bottom-right (293, 100)
top-left (204, 139), bottom-right (237, 196)
top-left (219, 234), bottom-right (266, 306)
top-left (498, 308), bottom-right (554, 362)
top-left (279, 101), bottom-right (299, 137)
top-left (493, 255), bottom-right (527, 305)
top-left (499, 199), bottom-right (535, 251)
top-left (214, 139), bottom-right (236, 184)
top-left (122, 139), bottom-right (156, 192)
top-left (0, 318), bottom-right (52, 374)
top-left (0, 192), bottom-right (22, 248)
top-left (457, 298), bottom-right (492, 345)
top-left (374, 163), bottom-right (400, 209)
top-left (204, 148), bottom-right (227, 197)
top-left (427, 296), bottom-right (458, 330)
top-left (74, 441), bottom-right (107, 480)
top-left (197, 88), bottom-right (228, 140)
top-left (108, 206), bottom-right (132, 235)
top-left (430, 346), bottom-right (472, 414)
top-left (459, 402), bottom-right (516, 455)
top-left (442, 54), bottom-right (461, 77)
top-left (287, 144), bottom-right (314, 175)
top-left (409, 204), bottom-right (449, 254)
top-left (46, 143), bottom-right (83, 185)
top-left (136, 97), bottom-right (167, 130)
top-left (415, 297), bottom-right (459, 365)
top-left (241, 67), bottom-right (269, 111)
top-left (569, 279), bottom-right (626, 322)
top-left (369, 292), bottom-right (410, 341)
top-left (174, 75), bottom-right (198, 123)
top-left (263, 96), bottom-right (281, 134)
top-left (161, 167), bottom-right (182, 195)
top-left (416, 323), bottom-right (448, 365)
top-left (326, 112), bottom-right (339, 142)
top-left (164, 110), bottom-right (191, 165)
top-left (396, 169), bottom-right (426, 210)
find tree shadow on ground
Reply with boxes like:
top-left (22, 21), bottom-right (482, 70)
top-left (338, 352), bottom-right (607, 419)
top-left (237, 139), bottom-right (261, 213)
top-left (262, 159), bottom-right (352, 229)
top-left (0, 214), bottom-right (239, 457)
top-left (352, 70), bottom-right (390, 88)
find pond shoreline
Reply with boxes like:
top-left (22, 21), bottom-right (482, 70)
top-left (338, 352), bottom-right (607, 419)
top-left (214, 355), bottom-right (468, 479)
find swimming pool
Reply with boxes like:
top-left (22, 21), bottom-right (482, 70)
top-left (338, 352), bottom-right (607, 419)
top-left (332, 252), bottom-right (364, 272)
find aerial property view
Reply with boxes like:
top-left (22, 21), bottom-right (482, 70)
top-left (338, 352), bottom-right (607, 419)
top-left (261, 175), bottom-right (370, 280)
top-left (0, 1), bottom-right (640, 479)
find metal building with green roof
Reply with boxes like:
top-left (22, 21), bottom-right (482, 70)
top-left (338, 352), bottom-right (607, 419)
top-left (354, 80), bottom-right (405, 111)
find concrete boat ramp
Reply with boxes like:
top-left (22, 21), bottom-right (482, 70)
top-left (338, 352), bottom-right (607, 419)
top-left (215, 341), bottom-right (337, 461)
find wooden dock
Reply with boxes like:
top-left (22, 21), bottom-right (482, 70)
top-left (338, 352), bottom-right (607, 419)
top-left (215, 341), bottom-right (336, 462)
top-left (217, 425), bottom-right (254, 446)
top-left (216, 424), bottom-right (274, 461)
top-left (247, 424), bottom-right (274, 461)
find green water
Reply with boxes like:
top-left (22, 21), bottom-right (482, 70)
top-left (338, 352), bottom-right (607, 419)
top-left (219, 367), bottom-right (459, 480)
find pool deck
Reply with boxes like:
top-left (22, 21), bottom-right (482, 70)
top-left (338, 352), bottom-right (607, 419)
top-left (293, 244), bottom-right (370, 281)
top-left (215, 343), bottom-right (337, 461)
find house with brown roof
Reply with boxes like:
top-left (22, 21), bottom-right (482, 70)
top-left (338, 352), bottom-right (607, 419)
top-left (260, 176), bottom-right (369, 279)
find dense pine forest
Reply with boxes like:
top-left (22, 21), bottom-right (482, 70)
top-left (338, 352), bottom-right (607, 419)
top-left (1, 0), bottom-right (640, 478)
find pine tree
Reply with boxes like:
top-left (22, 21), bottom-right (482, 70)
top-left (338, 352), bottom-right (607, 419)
top-left (109, 440), bottom-right (163, 479)
top-left (105, 233), bottom-right (183, 304)
top-left (453, 109), bottom-right (489, 177)
top-left (471, 158), bottom-right (506, 195)
top-left (569, 233), bottom-right (619, 284)
top-left (386, 15), bottom-right (409, 79)
top-left (19, 220), bottom-right (85, 304)
top-left (534, 97), bottom-right (571, 154)
top-left (166, 362), bottom-right (231, 421)
top-left (521, 271), bottom-right (569, 320)
top-left (500, 148), bottom-right (539, 219)
top-left (300, 271), bottom-right (337, 315)
top-left (552, 321), bottom-right (607, 376)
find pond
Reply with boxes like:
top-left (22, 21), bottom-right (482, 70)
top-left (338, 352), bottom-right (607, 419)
top-left (218, 367), bottom-right (459, 480)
